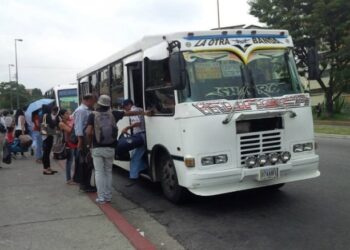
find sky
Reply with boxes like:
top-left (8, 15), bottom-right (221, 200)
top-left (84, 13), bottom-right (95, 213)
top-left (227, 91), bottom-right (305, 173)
top-left (0, 0), bottom-right (260, 93)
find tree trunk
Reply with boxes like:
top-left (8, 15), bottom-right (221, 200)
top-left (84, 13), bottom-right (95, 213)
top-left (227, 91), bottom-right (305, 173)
top-left (325, 88), bottom-right (334, 117)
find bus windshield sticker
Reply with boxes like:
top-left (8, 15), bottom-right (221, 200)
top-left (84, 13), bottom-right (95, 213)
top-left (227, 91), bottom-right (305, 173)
top-left (194, 62), bottom-right (222, 80)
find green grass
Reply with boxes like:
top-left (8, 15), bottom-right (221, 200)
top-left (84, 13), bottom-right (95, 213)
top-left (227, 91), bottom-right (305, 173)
top-left (323, 113), bottom-right (350, 120)
top-left (314, 125), bottom-right (350, 135)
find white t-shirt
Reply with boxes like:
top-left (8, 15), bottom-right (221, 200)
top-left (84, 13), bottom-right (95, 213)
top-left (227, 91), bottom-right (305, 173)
top-left (130, 106), bottom-right (145, 134)
top-left (4, 116), bottom-right (14, 128)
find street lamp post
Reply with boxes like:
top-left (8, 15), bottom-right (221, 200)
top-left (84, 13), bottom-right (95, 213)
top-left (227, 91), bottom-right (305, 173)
top-left (217, 0), bottom-right (221, 28)
top-left (8, 64), bottom-right (14, 110)
top-left (14, 38), bottom-right (23, 110)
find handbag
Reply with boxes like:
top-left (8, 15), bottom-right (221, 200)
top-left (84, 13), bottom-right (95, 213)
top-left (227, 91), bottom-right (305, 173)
top-left (52, 131), bottom-right (67, 160)
top-left (19, 134), bottom-right (33, 149)
top-left (69, 124), bottom-right (78, 144)
top-left (41, 114), bottom-right (57, 136)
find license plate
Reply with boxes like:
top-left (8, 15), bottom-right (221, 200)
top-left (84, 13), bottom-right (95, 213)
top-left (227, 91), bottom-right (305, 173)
top-left (257, 167), bottom-right (279, 181)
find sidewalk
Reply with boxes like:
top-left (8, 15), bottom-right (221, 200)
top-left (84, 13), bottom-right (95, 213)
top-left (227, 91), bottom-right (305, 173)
top-left (0, 155), bottom-right (135, 250)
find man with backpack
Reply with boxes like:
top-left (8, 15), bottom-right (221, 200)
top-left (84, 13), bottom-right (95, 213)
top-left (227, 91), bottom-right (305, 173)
top-left (86, 95), bottom-right (150, 204)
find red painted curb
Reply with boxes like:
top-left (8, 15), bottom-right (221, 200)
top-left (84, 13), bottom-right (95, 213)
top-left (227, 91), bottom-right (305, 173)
top-left (88, 193), bottom-right (157, 250)
top-left (55, 160), bottom-right (156, 249)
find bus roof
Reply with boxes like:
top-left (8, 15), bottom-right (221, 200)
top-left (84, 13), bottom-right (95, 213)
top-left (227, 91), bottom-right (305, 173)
top-left (77, 28), bottom-right (290, 80)
top-left (53, 83), bottom-right (77, 90)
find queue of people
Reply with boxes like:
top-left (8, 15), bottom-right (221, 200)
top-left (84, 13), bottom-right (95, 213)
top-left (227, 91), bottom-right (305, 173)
top-left (1, 93), bottom-right (150, 205)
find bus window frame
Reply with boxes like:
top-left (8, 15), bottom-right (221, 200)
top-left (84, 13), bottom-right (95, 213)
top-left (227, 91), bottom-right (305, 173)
top-left (111, 61), bottom-right (124, 109)
top-left (144, 57), bottom-right (176, 117)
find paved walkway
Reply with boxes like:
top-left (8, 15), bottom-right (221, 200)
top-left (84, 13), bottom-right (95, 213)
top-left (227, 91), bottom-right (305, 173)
top-left (0, 155), bottom-right (135, 250)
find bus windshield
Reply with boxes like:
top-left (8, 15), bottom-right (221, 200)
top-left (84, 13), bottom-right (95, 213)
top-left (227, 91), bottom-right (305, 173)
top-left (57, 88), bottom-right (78, 112)
top-left (178, 50), bottom-right (302, 103)
top-left (246, 49), bottom-right (303, 98)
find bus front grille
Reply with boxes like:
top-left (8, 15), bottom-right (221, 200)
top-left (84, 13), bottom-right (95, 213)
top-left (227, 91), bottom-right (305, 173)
top-left (238, 130), bottom-right (282, 166)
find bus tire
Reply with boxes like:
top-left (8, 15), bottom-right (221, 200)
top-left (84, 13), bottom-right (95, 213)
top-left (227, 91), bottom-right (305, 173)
top-left (160, 155), bottom-right (185, 203)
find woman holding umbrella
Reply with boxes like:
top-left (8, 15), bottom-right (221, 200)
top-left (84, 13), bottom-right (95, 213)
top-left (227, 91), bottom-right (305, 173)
top-left (25, 99), bottom-right (55, 164)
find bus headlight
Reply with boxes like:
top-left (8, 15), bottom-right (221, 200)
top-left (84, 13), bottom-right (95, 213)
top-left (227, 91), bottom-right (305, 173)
top-left (214, 154), bottom-right (228, 164)
top-left (269, 153), bottom-right (279, 165)
top-left (303, 143), bottom-right (313, 151)
top-left (293, 144), bottom-right (304, 153)
top-left (280, 151), bottom-right (291, 163)
top-left (293, 142), bottom-right (313, 153)
top-left (257, 155), bottom-right (268, 166)
top-left (201, 154), bottom-right (228, 166)
top-left (245, 156), bottom-right (257, 168)
top-left (201, 156), bottom-right (214, 166)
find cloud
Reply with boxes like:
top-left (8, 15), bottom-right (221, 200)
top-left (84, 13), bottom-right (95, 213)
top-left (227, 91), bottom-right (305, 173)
top-left (0, 0), bottom-right (260, 92)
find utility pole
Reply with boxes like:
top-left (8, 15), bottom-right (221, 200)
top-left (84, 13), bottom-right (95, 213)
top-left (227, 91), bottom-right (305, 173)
top-left (8, 64), bottom-right (14, 110)
top-left (14, 38), bottom-right (23, 109)
top-left (217, 0), bottom-right (221, 28)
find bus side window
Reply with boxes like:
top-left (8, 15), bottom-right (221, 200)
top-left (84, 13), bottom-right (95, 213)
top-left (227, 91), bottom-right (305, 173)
top-left (91, 73), bottom-right (99, 97)
top-left (99, 68), bottom-right (110, 95)
top-left (145, 58), bottom-right (175, 115)
top-left (111, 62), bottom-right (124, 109)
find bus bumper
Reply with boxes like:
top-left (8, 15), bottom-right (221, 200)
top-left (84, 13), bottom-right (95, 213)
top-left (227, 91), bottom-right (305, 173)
top-left (180, 155), bottom-right (320, 196)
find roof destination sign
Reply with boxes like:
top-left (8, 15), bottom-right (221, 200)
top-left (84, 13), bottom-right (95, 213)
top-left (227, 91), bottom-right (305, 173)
top-left (183, 34), bottom-right (292, 49)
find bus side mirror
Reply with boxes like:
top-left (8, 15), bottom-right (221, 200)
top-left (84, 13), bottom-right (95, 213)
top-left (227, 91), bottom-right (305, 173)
top-left (307, 47), bottom-right (320, 80)
top-left (169, 53), bottom-right (186, 90)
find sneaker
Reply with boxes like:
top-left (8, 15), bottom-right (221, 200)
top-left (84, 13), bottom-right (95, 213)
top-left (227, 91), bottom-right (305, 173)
top-left (95, 198), bottom-right (106, 204)
top-left (104, 197), bottom-right (112, 203)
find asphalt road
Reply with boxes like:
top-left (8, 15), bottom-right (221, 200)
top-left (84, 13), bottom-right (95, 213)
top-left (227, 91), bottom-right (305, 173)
top-left (112, 137), bottom-right (350, 250)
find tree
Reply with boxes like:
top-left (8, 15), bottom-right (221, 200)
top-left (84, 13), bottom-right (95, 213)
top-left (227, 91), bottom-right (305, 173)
top-left (30, 88), bottom-right (44, 101)
top-left (0, 82), bottom-right (35, 110)
top-left (249, 0), bottom-right (350, 116)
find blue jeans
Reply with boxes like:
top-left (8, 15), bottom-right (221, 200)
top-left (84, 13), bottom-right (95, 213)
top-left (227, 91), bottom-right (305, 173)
top-left (92, 147), bottom-right (114, 201)
top-left (31, 131), bottom-right (43, 160)
top-left (130, 133), bottom-right (147, 179)
top-left (66, 148), bottom-right (77, 181)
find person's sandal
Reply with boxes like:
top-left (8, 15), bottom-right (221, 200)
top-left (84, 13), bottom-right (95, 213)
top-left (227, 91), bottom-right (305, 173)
top-left (43, 171), bottom-right (54, 175)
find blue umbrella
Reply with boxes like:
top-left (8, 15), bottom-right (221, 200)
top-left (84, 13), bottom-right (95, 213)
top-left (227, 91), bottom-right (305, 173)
top-left (25, 99), bottom-right (55, 129)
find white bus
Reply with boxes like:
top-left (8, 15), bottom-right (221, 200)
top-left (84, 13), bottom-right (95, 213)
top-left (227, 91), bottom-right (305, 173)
top-left (77, 29), bottom-right (320, 202)
top-left (45, 84), bottom-right (79, 112)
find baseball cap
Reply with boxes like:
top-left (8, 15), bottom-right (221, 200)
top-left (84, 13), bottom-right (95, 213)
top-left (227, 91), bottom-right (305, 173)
top-left (122, 99), bottom-right (134, 107)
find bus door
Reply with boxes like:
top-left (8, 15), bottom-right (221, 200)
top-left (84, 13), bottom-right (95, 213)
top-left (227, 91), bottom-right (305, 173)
top-left (127, 62), bottom-right (143, 108)
top-left (114, 60), bottom-right (143, 169)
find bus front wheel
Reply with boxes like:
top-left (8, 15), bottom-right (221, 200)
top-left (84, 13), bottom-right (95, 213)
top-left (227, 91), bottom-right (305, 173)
top-left (160, 156), bottom-right (185, 203)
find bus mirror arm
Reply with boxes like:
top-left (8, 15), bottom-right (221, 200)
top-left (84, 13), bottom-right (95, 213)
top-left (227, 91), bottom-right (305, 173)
top-left (222, 112), bottom-right (240, 125)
